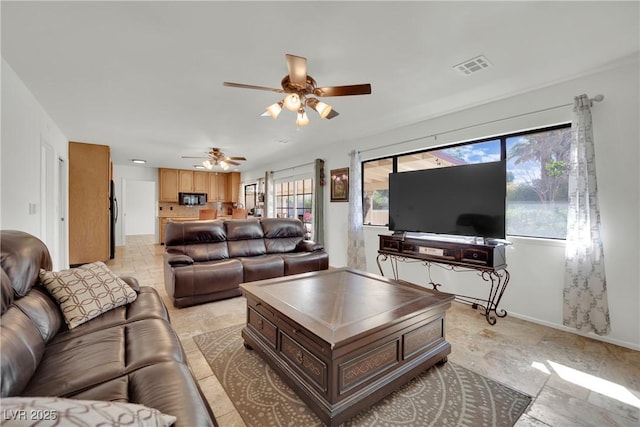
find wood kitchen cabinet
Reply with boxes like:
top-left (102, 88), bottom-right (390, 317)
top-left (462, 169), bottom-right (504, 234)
top-left (160, 169), bottom-right (238, 203)
top-left (193, 171), bottom-right (208, 193)
top-left (159, 169), bottom-right (179, 202)
top-left (179, 170), bottom-right (208, 193)
top-left (178, 170), bottom-right (194, 193)
top-left (69, 141), bottom-right (111, 265)
top-left (228, 172), bottom-right (241, 203)
top-left (208, 173), bottom-right (227, 202)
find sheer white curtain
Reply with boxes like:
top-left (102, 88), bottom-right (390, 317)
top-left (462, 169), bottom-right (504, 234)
top-left (347, 150), bottom-right (367, 270)
top-left (563, 94), bottom-right (610, 335)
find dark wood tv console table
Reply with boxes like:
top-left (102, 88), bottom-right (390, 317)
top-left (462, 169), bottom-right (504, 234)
top-left (377, 234), bottom-right (510, 325)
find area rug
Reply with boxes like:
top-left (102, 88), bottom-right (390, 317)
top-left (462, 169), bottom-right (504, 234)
top-left (194, 324), bottom-right (531, 427)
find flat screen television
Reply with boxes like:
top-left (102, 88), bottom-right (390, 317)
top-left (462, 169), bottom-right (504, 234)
top-left (388, 161), bottom-right (506, 239)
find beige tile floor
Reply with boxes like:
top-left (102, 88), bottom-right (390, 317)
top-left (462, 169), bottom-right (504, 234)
top-left (107, 235), bottom-right (640, 427)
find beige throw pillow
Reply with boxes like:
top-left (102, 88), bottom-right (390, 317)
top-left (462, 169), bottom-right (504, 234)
top-left (39, 261), bottom-right (137, 329)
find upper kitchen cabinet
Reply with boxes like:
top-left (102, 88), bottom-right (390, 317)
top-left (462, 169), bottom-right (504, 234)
top-left (178, 170), bottom-right (209, 193)
top-left (69, 141), bottom-right (111, 265)
top-left (159, 168), bottom-right (179, 202)
top-left (193, 171), bottom-right (208, 193)
top-left (228, 172), bottom-right (241, 203)
top-left (178, 170), bottom-right (193, 193)
top-left (208, 172), bottom-right (227, 202)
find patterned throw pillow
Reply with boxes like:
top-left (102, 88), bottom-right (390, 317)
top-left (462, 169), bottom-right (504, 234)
top-left (39, 261), bottom-right (137, 329)
top-left (0, 397), bottom-right (176, 427)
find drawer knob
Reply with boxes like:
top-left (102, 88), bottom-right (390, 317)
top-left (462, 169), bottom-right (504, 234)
top-left (296, 350), bottom-right (303, 364)
top-left (258, 319), bottom-right (263, 328)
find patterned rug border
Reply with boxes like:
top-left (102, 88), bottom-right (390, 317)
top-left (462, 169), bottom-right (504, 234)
top-left (194, 324), bottom-right (532, 427)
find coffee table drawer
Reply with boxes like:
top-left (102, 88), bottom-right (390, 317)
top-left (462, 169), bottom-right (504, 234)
top-left (403, 317), bottom-right (445, 359)
top-left (280, 332), bottom-right (327, 392)
top-left (248, 308), bottom-right (277, 348)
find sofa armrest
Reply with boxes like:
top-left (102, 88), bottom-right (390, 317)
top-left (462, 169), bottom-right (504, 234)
top-left (121, 276), bottom-right (141, 293)
top-left (296, 240), bottom-right (324, 252)
top-left (166, 254), bottom-right (195, 267)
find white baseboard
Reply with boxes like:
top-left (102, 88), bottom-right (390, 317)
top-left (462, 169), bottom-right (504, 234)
top-left (507, 311), bottom-right (640, 352)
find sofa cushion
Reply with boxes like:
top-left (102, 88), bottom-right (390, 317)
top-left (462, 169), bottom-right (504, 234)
top-left (0, 306), bottom-right (46, 397)
top-left (39, 261), bottom-right (137, 329)
top-left (12, 287), bottom-right (62, 343)
top-left (228, 239), bottom-right (267, 258)
top-left (0, 397), bottom-right (176, 427)
top-left (1, 268), bottom-right (14, 315)
top-left (225, 219), bottom-right (264, 240)
top-left (165, 219), bottom-right (227, 246)
top-left (262, 218), bottom-right (305, 253)
top-left (169, 259), bottom-right (243, 299)
top-left (23, 319), bottom-right (186, 397)
top-left (0, 230), bottom-right (52, 297)
top-left (240, 255), bottom-right (285, 282)
top-left (261, 217), bottom-right (305, 238)
top-left (281, 251), bottom-right (330, 276)
top-left (49, 287), bottom-right (170, 345)
top-left (68, 362), bottom-right (217, 427)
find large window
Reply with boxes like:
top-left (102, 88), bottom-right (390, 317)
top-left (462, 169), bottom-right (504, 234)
top-left (506, 126), bottom-right (570, 239)
top-left (362, 124), bottom-right (571, 239)
top-left (275, 178), bottom-right (313, 239)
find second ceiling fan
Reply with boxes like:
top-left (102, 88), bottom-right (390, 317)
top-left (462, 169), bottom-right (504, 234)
top-left (182, 148), bottom-right (246, 170)
top-left (223, 54), bottom-right (372, 126)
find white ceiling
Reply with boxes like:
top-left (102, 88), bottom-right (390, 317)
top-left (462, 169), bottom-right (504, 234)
top-left (2, 1), bottom-right (638, 172)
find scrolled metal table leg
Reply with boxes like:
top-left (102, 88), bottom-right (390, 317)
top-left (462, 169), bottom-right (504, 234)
top-left (481, 269), bottom-right (510, 324)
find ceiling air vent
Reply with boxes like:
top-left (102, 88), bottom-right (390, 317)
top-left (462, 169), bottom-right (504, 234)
top-left (454, 55), bottom-right (492, 76)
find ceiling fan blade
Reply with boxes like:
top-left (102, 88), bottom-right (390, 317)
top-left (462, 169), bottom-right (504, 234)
top-left (227, 156), bottom-right (246, 161)
top-left (326, 109), bottom-right (340, 119)
top-left (314, 84), bottom-right (372, 97)
top-left (286, 54), bottom-right (308, 89)
top-left (223, 82), bottom-right (284, 93)
top-left (225, 160), bottom-right (241, 166)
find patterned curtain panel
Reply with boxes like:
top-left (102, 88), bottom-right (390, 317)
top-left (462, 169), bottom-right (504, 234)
top-left (347, 150), bottom-right (367, 270)
top-left (314, 159), bottom-right (325, 245)
top-left (264, 171), bottom-right (274, 218)
top-left (563, 94), bottom-right (610, 335)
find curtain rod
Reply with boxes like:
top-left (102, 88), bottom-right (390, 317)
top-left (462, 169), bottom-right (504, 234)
top-left (360, 94), bottom-right (604, 155)
top-left (270, 160), bottom-right (315, 174)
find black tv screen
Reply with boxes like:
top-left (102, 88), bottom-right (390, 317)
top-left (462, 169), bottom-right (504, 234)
top-left (389, 161), bottom-right (506, 238)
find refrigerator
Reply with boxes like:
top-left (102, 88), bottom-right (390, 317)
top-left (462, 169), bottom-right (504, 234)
top-left (109, 179), bottom-right (118, 259)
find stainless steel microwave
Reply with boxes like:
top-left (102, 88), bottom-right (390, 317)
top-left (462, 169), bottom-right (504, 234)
top-left (178, 192), bottom-right (207, 206)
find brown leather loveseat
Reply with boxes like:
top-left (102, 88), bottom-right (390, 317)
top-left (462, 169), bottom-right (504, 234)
top-left (164, 218), bottom-right (329, 308)
top-left (0, 230), bottom-right (217, 426)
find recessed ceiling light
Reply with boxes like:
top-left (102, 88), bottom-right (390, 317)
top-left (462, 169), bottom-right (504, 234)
top-left (194, 165), bottom-right (205, 169)
top-left (132, 159), bottom-right (146, 164)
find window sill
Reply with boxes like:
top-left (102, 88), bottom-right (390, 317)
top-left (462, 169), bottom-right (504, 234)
top-left (506, 235), bottom-right (566, 248)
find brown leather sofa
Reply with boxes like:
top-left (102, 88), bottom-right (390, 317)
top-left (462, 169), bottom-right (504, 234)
top-left (164, 218), bottom-right (329, 308)
top-left (0, 230), bottom-right (217, 426)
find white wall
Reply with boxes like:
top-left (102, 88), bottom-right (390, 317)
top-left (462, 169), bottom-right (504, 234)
top-left (111, 164), bottom-right (159, 245)
top-left (244, 57), bottom-right (640, 350)
top-left (1, 58), bottom-right (69, 269)
top-left (124, 180), bottom-right (156, 236)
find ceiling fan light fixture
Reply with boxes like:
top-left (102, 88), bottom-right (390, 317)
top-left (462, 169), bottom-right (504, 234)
top-left (219, 160), bottom-right (230, 170)
top-left (308, 98), bottom-right (332, 119)
top-left (296, 109), bottom-right (310, 127)
top-left (316, 101), bottom-right (332, 119)
top-left (202, 160), bottom-right (213, 170)
top-left (284, 93), bottom-right (301, 112)
top-left (265, 101), bottom-right (283, 119)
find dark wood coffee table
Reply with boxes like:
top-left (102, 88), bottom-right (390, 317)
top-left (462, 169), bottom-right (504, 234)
top-left (240, 268), bottom-right (454, 426)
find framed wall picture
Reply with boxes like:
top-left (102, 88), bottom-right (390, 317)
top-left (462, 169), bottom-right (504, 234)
top-left (330, 168), bottom-right (349, 202)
